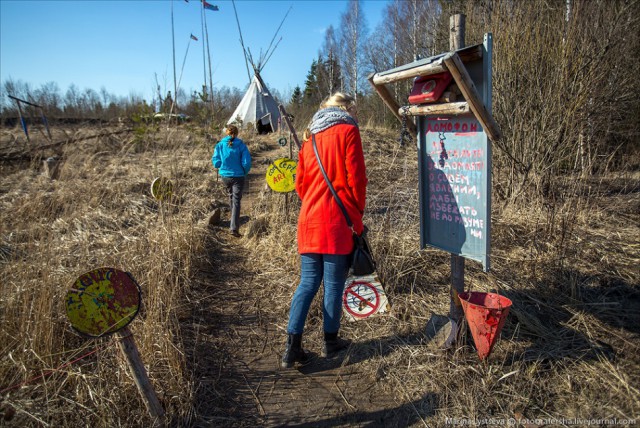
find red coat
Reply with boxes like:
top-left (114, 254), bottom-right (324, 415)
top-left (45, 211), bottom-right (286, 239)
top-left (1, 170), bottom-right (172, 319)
top-left (296, 124), bottom-right (368, 255)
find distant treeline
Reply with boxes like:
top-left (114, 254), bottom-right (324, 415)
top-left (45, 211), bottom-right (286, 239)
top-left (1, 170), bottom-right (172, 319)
top-left (1, 117), bottom-right (109, 127)
top-left (0, 80), bottom-right (247, 129)
top-left (1, 0), bottom-right (638, 197)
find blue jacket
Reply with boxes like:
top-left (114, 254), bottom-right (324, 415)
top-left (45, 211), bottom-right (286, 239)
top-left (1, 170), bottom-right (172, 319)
top-left (212, 136), bottom-right (252, 177)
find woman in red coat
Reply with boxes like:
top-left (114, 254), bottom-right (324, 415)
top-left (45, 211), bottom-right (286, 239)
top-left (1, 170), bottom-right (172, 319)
top-left (282, 93), bottom-right (368, 368)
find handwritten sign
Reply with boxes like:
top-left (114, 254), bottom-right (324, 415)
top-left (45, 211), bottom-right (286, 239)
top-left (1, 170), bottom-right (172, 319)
top-left (65, 268), bottom-right (141, 337)
top-left (416, 35), bottom-right (493, 271)
top-left (266, 158), bottom-right (297, 193)
top-left (417, 115), bottom-right (491, 270)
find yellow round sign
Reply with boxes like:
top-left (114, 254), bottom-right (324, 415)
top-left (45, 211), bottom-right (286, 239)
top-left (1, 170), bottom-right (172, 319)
top-left (266, 158), bottom-right (297, 193)
top-left (66, 268), bottom-right (141, 337)
top-left (150, 177), bottom-right (173, 200)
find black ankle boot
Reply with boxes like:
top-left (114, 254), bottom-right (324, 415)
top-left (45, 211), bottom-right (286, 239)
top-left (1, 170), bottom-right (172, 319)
top-left (322, 332), bottom-right (351, 358)
top-left (281, 333), bottom-right (310, 368)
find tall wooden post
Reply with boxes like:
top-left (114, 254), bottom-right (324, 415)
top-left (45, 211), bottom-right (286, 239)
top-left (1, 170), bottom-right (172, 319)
top-left (449, 14), bottom-right (466, 322)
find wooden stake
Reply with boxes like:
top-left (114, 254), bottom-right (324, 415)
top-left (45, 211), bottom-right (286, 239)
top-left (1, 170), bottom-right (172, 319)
top-left (449, 14), bottom-right (466, 322)
top-left (116, 327), bottom-right (165, 426)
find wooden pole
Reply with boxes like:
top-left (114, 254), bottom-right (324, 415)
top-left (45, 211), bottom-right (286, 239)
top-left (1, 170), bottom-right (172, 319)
top-left (171, 0), bottom-right (177, 114)
top-left (277, 104), bottom-right (301, 149)
top-left (203, 6), bottom-right (215, 120)
top-left (443, 52), bottom-right (502, 142)
top-left (367, 73), bottom-right (417, 139)
top-left (449, 14), bottom-right (466, 322)
top-left (116, 327), bottom-right (165, 426)
top-left (450, 14), bottom-right (466, 53)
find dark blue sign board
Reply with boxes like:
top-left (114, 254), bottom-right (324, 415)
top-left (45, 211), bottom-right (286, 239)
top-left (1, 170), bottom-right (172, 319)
top-left (417, 34), bottom-right (493, 271)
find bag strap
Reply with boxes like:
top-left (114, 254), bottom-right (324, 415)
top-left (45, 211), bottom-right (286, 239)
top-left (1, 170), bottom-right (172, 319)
top-left (311, 134), bottom-right (353, 229)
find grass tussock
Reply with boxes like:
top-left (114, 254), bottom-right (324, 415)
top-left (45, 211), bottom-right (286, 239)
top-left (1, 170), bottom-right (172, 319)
top-left (1, 125), bottom-right (638, 426)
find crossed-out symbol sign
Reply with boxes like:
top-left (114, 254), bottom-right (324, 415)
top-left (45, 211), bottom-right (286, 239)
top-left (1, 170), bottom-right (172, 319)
top-left (343, 281), bottom-right (380, 319)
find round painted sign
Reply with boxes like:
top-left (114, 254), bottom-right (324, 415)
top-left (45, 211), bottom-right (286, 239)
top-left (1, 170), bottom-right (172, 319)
top-left (266, 158), bottom-right (297, 193)
top-left (343, 281), bottom-right (381, 319)
top-left (150, 177), bottom-right (173, 200)
top-left (66, 268), bottom-right (141, 337)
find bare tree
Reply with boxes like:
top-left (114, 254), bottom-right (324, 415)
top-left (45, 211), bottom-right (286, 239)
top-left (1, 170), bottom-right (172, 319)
top-left (318, 25), bottom-right (342, 98)
top-left (338, 0), bottom-right (368, 100)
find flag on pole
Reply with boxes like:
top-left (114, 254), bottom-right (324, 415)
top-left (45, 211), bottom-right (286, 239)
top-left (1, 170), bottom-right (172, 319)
top-left (202, 1), bottom-right (218, 11)
top-left (190, 34), bottom-right (198, 41)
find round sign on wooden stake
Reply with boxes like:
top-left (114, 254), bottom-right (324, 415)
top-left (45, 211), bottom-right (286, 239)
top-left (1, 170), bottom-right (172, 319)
top-left (65, 268), bottom-right (141, 337)
top-left (265, 158), bottom-right (297, 193)
top-left (150, 177), bottom-right (173, 200)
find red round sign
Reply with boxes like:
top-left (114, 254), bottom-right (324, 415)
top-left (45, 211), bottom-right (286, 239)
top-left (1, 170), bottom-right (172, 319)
top-left (343, 281), bottom-right (380, 319)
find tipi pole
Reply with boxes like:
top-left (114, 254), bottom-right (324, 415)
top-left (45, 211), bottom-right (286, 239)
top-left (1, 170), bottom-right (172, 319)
top-left (262, 6), bottom-right (291, 65)
top-left (231, 0), bottom-right (252, 85)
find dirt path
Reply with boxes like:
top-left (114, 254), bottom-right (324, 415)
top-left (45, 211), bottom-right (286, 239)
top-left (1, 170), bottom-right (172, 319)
top-left (183, 143), bottom-right (413, 427)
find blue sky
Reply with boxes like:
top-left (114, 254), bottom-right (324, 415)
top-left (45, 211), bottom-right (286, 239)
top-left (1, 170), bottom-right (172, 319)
top-left (0, 0), bottom-right (389, 103)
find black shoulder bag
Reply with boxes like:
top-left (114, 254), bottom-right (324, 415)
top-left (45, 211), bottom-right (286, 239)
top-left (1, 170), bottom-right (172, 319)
top-left (312, 134), bottom-right (376, 276)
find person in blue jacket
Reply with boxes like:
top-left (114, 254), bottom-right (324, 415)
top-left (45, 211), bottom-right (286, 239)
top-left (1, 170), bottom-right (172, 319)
top-left (212, 125), bottom-right (252, 237)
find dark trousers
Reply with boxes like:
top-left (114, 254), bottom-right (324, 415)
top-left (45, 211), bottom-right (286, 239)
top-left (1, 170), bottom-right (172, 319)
top-left (222, 176), bottom-right (245, 232)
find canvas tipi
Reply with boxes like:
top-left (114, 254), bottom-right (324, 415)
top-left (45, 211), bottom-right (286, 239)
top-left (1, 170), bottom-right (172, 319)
top-left (227, 72), bottom-right (280, 133)
top-left (227, 2), bottom-right (292, 134)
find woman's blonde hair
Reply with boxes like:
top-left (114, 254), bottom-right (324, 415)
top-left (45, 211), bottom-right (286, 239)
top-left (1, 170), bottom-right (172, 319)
top-left (321, 92), bottom-right (355, 111)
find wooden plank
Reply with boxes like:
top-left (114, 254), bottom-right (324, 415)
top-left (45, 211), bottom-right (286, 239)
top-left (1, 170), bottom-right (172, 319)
top-left (367, 73), bottom-right (417, 138)
top-left (443, 52), bottom-right (502, 142)
top-left (373, 59), bottom-right (447, 86)
top-left (399, 102), bottom-right (470, 117)
top-left (371, 45), bottom-right (483, 86)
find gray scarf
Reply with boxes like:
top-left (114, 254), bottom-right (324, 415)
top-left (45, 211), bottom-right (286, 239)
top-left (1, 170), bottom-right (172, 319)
top-left (309, 107), bottom-right (358, 135)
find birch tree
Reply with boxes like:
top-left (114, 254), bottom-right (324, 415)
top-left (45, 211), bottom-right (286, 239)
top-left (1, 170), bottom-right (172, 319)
top-left (318, 25), bottom-right (342, 98)
top-left (338, 0), bottom-right (368, 100)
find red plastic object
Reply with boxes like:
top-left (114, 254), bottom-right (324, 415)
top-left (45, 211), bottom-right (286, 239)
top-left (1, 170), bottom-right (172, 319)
top-left (408, 72), bottom-right (453, 104)
top-left (459, 292), bottom-right (512, 360)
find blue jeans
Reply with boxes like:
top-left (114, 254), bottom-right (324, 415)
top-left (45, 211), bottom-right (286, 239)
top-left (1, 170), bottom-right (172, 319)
top-left (287, 253), bottom-right (350, 335)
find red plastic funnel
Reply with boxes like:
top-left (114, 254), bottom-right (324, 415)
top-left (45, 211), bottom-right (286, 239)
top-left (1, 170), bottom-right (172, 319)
top-left (459, 292), bottom-right (512, 360)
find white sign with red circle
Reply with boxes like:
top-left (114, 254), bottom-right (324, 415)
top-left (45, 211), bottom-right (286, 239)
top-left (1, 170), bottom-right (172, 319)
top-left (342, 274), bottom-right (390, 322)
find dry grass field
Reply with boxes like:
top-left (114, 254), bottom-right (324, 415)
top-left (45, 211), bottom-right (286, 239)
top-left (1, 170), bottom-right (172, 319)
top-left (0, 124), bottom-right (638, 427)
